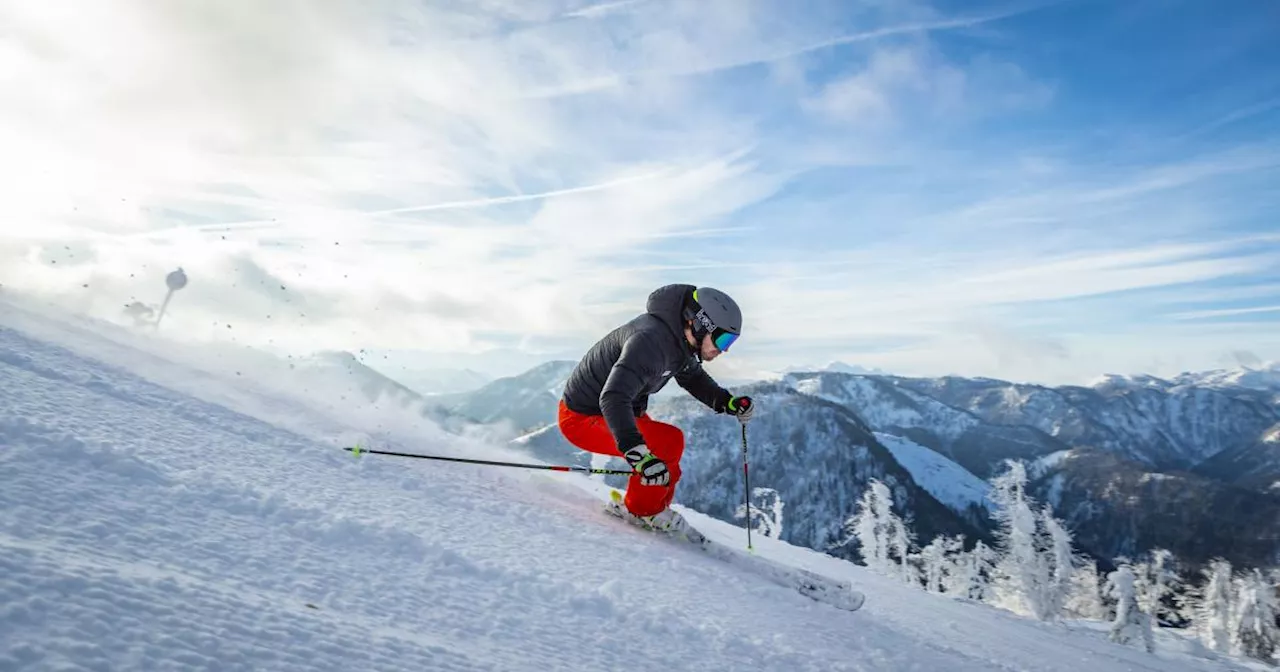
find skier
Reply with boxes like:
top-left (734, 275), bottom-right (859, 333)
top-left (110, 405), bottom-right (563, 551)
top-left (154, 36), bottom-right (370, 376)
top-left (558, 283), bottom-right (755, 533)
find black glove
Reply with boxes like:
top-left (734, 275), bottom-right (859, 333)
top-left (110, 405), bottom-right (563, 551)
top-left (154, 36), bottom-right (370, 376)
top-left (622, 444), bottom-right (670, 486)
top-left (727, 395), bottom-right (754, 424)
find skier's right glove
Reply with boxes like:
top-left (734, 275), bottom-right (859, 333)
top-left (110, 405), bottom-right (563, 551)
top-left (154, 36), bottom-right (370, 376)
top-left (622, 444), bottom-right (670, 486)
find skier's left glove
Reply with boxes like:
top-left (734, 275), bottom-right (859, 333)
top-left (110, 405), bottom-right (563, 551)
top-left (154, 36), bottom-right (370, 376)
top-left (727, 395), bottom-right (754, 424)
top-left (622, 444), bottom-right (670, 486)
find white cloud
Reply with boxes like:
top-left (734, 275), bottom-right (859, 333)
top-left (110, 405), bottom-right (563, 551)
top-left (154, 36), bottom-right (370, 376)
top-left (717, 230), bottom-right (1280, 385)
top-left (805, 47), bottom-right (927, 125)
top-left (0, 0), bottom-right (788, 348)
top-left (801, 41), bottom-right (1051, 129)
top-left (733, 237), bottom-right (1274, 338)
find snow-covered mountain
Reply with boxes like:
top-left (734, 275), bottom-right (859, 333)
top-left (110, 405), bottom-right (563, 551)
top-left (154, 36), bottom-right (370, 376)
top-left (777, 361), bottom-right (888, 376)
top-left (885, 374), bottom-right (1279, 470)
top-left (1170, 362), bottom-right (1280, 395)
top-left (782, 372), bottom-right (1070, 478)
top-left (439, 360), bottom-right (577, 435)
top-left (296, 350), bottom-right (479, 433)
top-left (509, 363), bottom-right (1280, 574)
top-left (1192, 422), bottom-right (1280, 493)
top-left (302, 350), bottom-right (430, 406)
top-left (777, 370), bottom-right (1280, 571)
top-left (873, 432), bottom-right (992, 516)
top-left (1029, 448), bottom-right (1280, 573)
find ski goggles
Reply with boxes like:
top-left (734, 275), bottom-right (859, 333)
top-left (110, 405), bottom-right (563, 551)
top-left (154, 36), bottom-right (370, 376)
top-left (712, 329), bottom-right (739, 352)
top-left (695, 308), bottom-right (740, 351)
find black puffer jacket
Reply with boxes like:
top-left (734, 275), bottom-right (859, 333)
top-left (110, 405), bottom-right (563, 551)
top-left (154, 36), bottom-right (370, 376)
top-left (561, 283), bottom-right (733, 452)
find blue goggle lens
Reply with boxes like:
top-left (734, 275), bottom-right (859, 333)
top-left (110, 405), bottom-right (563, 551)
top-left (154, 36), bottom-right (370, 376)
top-left (713, 330), bottom-right (739, 351)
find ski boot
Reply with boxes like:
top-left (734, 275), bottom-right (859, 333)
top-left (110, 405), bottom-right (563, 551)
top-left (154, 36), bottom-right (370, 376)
top-left (606, 489), bottom-right (707, 545)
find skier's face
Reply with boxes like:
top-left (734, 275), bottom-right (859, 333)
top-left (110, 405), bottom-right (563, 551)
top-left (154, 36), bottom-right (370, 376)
top-left (699, 332), bottom-right (722, 361)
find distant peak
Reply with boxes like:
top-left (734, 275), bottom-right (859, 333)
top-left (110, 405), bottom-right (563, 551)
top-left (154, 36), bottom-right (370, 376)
top-left (305, 350), bottom-right (361, 365)
top-left (1169, 362), bottom-right (1280, 392)
top-left (515, 360), bottom-right (577, 379)
top-left (529, 359), bottom-right (577, 372)
top-left (779, 361), bottom-right (885, 377)
top-left (1087, 372), bottom-right (1187, 393)
top-left (820, 361), bottom-right (883, 375)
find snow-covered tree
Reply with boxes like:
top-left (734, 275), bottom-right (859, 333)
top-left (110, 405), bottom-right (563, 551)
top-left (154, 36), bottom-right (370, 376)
top-left (1106, 563), bottom-right (1154, 653)
top-left (735, 487), bottom-right (784, 539)
top-left (1196, 558), bottom-right (1235, 653)
top-left (918, 534), bottom-right (964, 594)
top-left (988, 461), bottom-right (1043, 615)
top-left (986, 461), bottom-right (1077, 621)
top-left (943, 540), bottom-right (997, 601)
top-left (1066, 559), bottom-right (1106, 620)
top-left (1134, 548), bottom-right (1181, 626)
top-left (891, 513), bottom-right (919, 586)
top-left (1173, 571), bottom-right (1203, 630)
top-left (846, 479), bottom-right (915, 583)
top-left (1229, 568), bottom-right (1278, 664)
top-left (847, 480), bottom-right (894, 574)
top-left (1041, 507), bottom-right (1077, 618)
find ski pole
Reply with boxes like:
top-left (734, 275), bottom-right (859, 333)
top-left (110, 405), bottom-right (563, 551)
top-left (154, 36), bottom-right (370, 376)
top-left (343, 445), bottom-right (636, 476)
top-left (740, 423), bottom-right (753, 552)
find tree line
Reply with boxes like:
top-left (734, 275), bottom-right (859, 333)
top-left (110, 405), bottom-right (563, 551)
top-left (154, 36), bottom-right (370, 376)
top-left (738, 461), bottom-right (1279, 666)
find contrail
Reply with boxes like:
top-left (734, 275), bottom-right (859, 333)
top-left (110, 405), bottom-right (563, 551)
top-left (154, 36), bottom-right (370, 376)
top-left (134, 169), bottom-right (671, 239)
top-left (363, 169), bottom-right (670, 216)
top-left (523, 0), bottom-right (1065, 98)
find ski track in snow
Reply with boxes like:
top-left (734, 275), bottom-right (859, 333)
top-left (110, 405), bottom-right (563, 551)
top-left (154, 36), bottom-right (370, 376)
top-left (0, 306), bottom-right (1256, 672)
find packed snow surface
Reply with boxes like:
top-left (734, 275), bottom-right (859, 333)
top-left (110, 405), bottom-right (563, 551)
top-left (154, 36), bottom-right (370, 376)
top-left (0, 299), bottom-right (1255, 671)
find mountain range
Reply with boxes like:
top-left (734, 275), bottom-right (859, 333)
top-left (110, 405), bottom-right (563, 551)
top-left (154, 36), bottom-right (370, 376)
top-left (1031, 447), bottom-right (1280, 571)
top-left (359, 355), bottom-right (1280, 573)
top-left (891, 372), bottom-right (1279, 469)
top-left (422, 360), bottom-right (577, 435)
top-left (293, 353), bottom-right (569, 438)
top-left (296, 351), bottom-right (480, 434)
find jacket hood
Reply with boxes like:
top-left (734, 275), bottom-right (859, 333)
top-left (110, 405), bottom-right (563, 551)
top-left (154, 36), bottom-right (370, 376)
top-left (645, 283), bottom-right (695, 346)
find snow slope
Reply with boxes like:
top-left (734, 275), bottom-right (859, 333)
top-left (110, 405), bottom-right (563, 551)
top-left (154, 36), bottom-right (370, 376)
top-left (0, 300), bottom-right (1256, 671)
top-left (873, 432), bottom-right (991, 513)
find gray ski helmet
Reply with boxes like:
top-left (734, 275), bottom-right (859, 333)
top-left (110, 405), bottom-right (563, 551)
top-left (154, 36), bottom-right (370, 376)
top-left (688, 286), bottom-right (742, 351)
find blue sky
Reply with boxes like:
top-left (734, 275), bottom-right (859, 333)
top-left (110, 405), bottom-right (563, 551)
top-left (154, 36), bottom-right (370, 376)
top-left (1, 0), bottom-right (1277, 385)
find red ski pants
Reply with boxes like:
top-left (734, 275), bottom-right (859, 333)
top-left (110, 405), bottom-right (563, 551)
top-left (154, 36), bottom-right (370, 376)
top-left (557, 399), bottom-right (684, 517)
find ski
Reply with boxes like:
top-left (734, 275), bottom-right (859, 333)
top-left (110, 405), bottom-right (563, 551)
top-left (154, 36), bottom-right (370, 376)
top-left (602, 490), bottom-right (866, 613)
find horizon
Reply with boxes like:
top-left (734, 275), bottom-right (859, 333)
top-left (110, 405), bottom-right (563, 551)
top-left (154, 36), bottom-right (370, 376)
top-left (2, 0), bottom-right (1278, 388)
top-left (354, 347), bottom-right (1280, 392)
